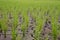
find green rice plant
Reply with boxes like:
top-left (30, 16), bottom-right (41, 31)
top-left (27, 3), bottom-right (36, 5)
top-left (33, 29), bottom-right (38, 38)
top-left (11, 14), bottom-right (18, 40)
top-left (51, 17), bottom-right (57, 40)
top-left (0, 12), bottom-right (3, 34)
top-left (51, 8), bottom-right (59, 40)
top-left (12, 29), bottom-right (16, 40)
top-left (34, 8), bottom-right (46, 40)
top-left (16, 35), bottom-right (21, 40)
top-left (0, 12), bottom-right (8, 38)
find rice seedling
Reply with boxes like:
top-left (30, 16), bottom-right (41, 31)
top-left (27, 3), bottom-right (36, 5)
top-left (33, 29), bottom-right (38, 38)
top-left (51, 7), bottom-right (58, 40)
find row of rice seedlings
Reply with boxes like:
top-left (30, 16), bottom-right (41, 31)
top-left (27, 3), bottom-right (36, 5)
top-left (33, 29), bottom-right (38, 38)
top-left (0, 11), bottom-right (9, 38)
top-left (0, 11), bottom-right (3, 36)
top-left (21, 9), bottom-right (30, 40)
top-left (57, 11), bottom-right (60, 40)
top-left (12, 28), bottom-right (16, 40)
top-left (57, 6), bottom-right (60, 40)
top-left (11, 9), bottom-right (19, 40)
top-left (0, 10), bottom-right (9, 39)
top-left (39, 11), bottom-right (49, 40)
top-left (44, 6), bottom-right (52, 39)
top-left (16, 12), bottom-right (23, 40)
top-left (22, 9), bottom-right (29, 31)
top-left (34, 8), bottom-right (46, 40)
top-left (32, 8), bottom-right (40, 40)
top-left (51, 7), bottom-right (58, 40)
